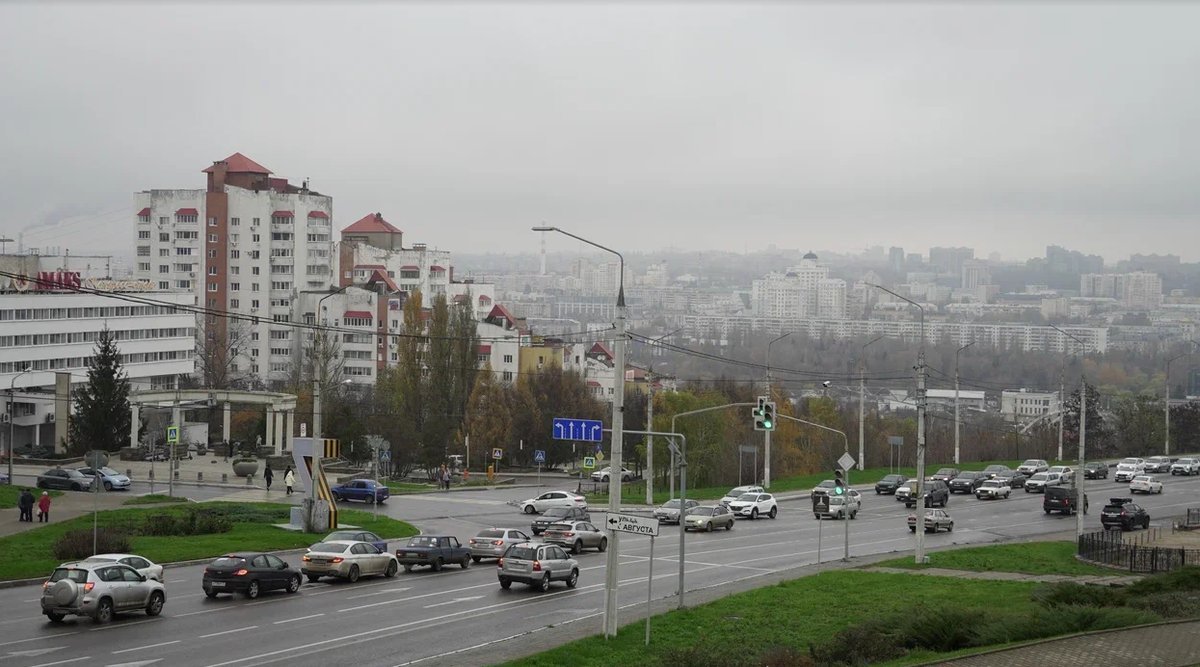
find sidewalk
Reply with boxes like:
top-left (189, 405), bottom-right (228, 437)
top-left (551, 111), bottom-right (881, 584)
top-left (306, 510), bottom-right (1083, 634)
top-left (0, 490), bottom-right (128, 538)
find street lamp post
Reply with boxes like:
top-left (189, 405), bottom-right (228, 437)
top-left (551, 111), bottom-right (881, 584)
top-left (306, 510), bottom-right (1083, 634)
top-left (765, 332), bottom-right (792, 489)
top-left (859, 336), bottom-right (884, 472)
top-left (534, 226), bottom-right (626, 639)
top-left (7, 367), bottom-right (33, 484)
top-left (867, 284), bottom-right (926, 564)
top-left (954, 341), bottom-right (975, 465)
top-left (1050, 324), bottom-right (1086, 538)
top-left (1166, 342), bottom-right (1197, 457)
top-left (312, 284), bottom-right (351, 530)
top-left (645, 327), bottom-right (682, 504)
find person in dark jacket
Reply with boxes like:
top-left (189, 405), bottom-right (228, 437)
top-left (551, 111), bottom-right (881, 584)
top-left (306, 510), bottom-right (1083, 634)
top-left (264, 464), bottom-right (274, 491)
top-left (18, 489), bottom-right (35, 522)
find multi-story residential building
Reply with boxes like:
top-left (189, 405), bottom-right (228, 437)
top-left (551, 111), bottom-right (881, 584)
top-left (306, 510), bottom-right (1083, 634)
top-left (1081, 271), bottom-right (1164, 310)
top-left (816, 278), bottom-right (847, 319)
top-left (1, 256), bottom-right (196, 454)
top-left (751, 252), bottom-right (829, 318)
top-left (961, 260), bottom-right (991, 290)
top-left (132, 152), bottom-right (334, 386)
top-left (929, 246), bottom-right (974, 276)
top-left (1000, 389), bottom-right (1062, 422)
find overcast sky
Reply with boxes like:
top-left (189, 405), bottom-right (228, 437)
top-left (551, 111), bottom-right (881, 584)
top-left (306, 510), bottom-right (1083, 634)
top-left (2, 2), bottom-right (1198, 265)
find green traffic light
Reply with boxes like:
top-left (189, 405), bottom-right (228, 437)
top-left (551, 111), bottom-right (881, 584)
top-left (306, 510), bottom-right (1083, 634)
top-left (762, 418), bottom-right (773, 428)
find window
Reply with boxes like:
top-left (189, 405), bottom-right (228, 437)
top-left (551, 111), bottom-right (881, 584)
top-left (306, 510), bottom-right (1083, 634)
top-left (231, 266), bottom-right (240, 275)
top-left (208, 217), bottom-right (217, 227)
top-left (230, 234), bottom-right (239, 243)
top-left (271, 215), bottom-right (292, 225)
top-left (138, 212), bottom-right (151, 223)
top-left (159, 216), bottom-right (168, 224)
top-left (137, 262), bottom-right (150, 271)
top-left (176, 213), bottom-right (198, 223)
top-left (159, 248), bottom-right (170, 256)
top-left (208, 283), bottom-right (218, 292)
top-left (138, 230), bottom-right (151, 239)
top-left (503, 354), bottom-right (513, 364)
top-left (270, 281), bottom-right (292, 291)
top-left (231, 217), bottom-right (240, 226)
top-left (158, 281), bottom-right (169, 290)
top-left (208, 266), bottom-right (217, 275)
top-left (175, 231), bottom-right (198, 240)
top-left (252, 234), bottom-right (261, 243)
top-left (230, 298), bottom-right (239, 308)
top-left (136, 246), bottom-right (150, 256)
top-left (159, 233), bottom-right (169, 242)
top-left (174, 263), bottom-right (193, 272)
top-left (176, 280), bottom-right (191, 289)
top-left (175, 247), bottom-right (193, 256)
top-left (252, 267), bottom-right (260, 275)
top-left (207, 250), bottom-right (217, 258)
top-left (271, 232), bottom-right (292, 241)
top-left (230, 250), bottom-right (240, 259)
top-left (251, 283), bottom-right (260, 292)
top-left (252, 217), bottom-right (260, 226)
top-left (270, 265), bottom-right (292, 274)
top-left (208, 234), bottom-right (218, 242)
top-left (502, 371), bottom-right (513, 382)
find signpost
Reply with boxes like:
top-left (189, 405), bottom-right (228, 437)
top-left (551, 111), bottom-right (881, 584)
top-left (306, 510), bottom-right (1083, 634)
top-left (738, 444), bottom-right (758, 486)
top-left (888, 436), bottom-right (904, 473)
top-left (534, 449), bottom-right (545, 487)
top-left (583, 456), bottom-right (596, 469)
top-left (552, 417), bottom-right (604, 442)
top-left (605, 513), bottom-right (660, 645)
top-left (166, 426), bottom-right (179, 443)
top-left (838, 453), bottom-right (856, 561)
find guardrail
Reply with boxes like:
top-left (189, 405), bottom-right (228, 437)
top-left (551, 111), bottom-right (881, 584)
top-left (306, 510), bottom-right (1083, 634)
top-left (1078, 528), bottom-right (1200, 573)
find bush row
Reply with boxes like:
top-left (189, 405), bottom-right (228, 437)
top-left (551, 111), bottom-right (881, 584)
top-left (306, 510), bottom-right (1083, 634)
top-left (52, 529), bottom-right (133, 561)
top-left (140, 508), bottom-right (233, 537)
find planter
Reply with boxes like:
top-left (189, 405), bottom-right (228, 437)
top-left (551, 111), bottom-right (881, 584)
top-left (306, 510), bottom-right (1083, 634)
top-left (231, 460), bottom-right (259, 478)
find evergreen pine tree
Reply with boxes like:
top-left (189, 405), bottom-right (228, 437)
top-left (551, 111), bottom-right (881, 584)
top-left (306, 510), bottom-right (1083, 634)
top-left (70, 327), bottom-right (132, 453)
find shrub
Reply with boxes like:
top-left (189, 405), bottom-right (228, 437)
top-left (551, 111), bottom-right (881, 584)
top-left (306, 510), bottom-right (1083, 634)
top-left (809, 614), bottom-right (906, 666)
top-left (900, 606), bottom-right (988, 652)
top-left (52, 529), bottom-right (132, 560)
top-left (138, 508), bottom-right (233, 537)
top-left (140, 512), bottom-right (182, 537)
top-left (1124, 592), bottom-right (1200, 619)
top-left (660, 643), bottom-right (749, 667)
top-left (1032, 582), bottom-right (1124, 609)
top-left (1127, 566), bottom-right (1200, 596)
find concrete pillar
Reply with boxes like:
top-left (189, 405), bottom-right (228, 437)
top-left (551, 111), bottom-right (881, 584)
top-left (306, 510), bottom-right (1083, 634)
top-left (274, 410), bottom-right (284, 454)
top-left (265, 407), bottom-right (275, 456)
top-left (130, 404), bottom-right (140, 448)
top-left (223, 402), bottom-right (231, 444)
top-left (285, 410), bottom-right (295, 452)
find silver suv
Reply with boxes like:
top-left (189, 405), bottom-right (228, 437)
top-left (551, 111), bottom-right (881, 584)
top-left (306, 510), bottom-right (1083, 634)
top-left (497, 541), bottom-right (579, 591)
top-left (41, 561), bottom-right (165, 623)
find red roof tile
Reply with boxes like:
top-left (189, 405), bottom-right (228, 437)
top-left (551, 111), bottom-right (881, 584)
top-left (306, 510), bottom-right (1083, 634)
top-left (429, 265), bottom-right (445, 272)
top-left (176, 208), bottom-right (198, 216)
top-left (365, 268), bottom-right (399, 292)
top-left (271, 210), bottom-right (294, 218)
top-left (203, 152), bottom-right (272, 174)
top-left (342, 212), bottom-right (401, 235)
top-left (136, 207), bottom-right (150, 217)
top-left (587, 380), bottom-right (602, 387)
top-left (344, 310), bottom-right (373, 319)
top-left (307, 211), bottom-right (328, 219)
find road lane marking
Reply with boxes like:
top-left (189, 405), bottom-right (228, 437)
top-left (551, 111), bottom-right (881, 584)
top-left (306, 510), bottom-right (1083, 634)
top-left (199, 626), bottom-right (258, 638)
top-left (423, 595), bottom-right (484, 608)
top-left (346, 587), bottom-right (411, 599)
top-left (274, 614), bottom-right (324, 624)
top-left (89, 618), bottom-right (163, 632)
top-left (111, 640), bottom-right (180, 654)
top-left (27, 658), bottom-right (89, 667)
top-left (0, 632), bottom-right (78, 648)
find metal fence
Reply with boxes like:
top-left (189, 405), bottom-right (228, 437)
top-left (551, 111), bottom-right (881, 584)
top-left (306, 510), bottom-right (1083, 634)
top-left (1187, 508), bottom-right (1200, 527)
top-left (1078, 528), bottom-right (1200, 574)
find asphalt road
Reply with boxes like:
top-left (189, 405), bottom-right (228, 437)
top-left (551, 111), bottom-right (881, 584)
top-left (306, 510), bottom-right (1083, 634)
top-left (2, 472), bottom-right (1198, 667)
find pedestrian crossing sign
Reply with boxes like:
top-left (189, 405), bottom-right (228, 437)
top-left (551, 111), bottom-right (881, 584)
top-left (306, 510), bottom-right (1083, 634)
top-left (583, 456), bottom-right (596, 469)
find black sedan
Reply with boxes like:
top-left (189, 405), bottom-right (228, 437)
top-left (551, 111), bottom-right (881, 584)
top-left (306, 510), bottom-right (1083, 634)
top-left (36, 468), bottom-right (94, 491)
top-left (994, 471), bottom-right (1029, 488)
top-left (202, 553), bottom-right (301, 599)
top-left (1083, 462), bottom-right (1109, 479)
top-left (948, 472), bottom-right (987, 494)
top-left (874, 474), bottom-right (907, 495)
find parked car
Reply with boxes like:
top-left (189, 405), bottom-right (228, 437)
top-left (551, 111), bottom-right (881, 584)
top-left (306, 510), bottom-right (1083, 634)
top-left (727, 492), bottom-right (778, 519)
top-left (324, 529), bottom-right (388, 553)
top-left (79, 553), bottom-right (163, 582)
top-left (1044, 486), bottom-right (1087, 514)
top-left (331, 479), bottom-right (390, 504)
top-left (42, 561), bottom-right (165, 623)
top-left (519, 490), bottom-right (587, 515)
top-left (684, 505), bottom-right (735, 532)
top-left (723, 485), bottom-right (765, 504)
top-left (981, 464), bottom-right (1011, 479)
top-left (974, 479), bottom-right (1012, 500)
top-left (394, 535), bottom-right (472, 572)
top-left (815, 494), bottom-right (860, 520)
top-left (497, 541), bottom-right (579, 591)
top-left (948, 471), bottom-right (987, 494)
top-left (994, 470), bottom-right (1029, 488)
top-left (1129, 475), bottom-right (1164, 495)
top-left (36, 468), bottom-right (93, 492)
top-left (1115, 458), bottom-right (1147, 483)
top-left (1083, 462), bottom-right (1110, 479)
top-left (653, 499), bottom-right (700, 524)
top-left (76, 466), bottom-right (131, 491)
top-left (202, 552), bottom-right (301, 599)
top-left (530, 506), bottom-right (591, 535)
top-left (468, 528), bottom-right (531, 562)
top-left (1017, 459), bottom-right (1049, 475)
top-left (1101, 497), bottom-right (1150, 531)
top-left (900, 480), bottom-right (949, 508)
top-left (1143, 456), bottom-right (1173, 474)
top-left (874, 474), bottom-right (907, 495)
top-left (302, 540), bottom-right (398, 582)
top-left (590, 466), bottom-right (634, 483)
top-left (541, 521), bottom-right (608, 554)
top-left (929, 467), bottom-right (961, 483)
top-left (1171, 458), bottom-right (1200, 476)
top-left (908, 508), bottom-right (954, 533)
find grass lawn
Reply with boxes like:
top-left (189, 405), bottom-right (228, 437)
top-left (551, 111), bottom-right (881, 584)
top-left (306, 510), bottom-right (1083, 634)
top-left (123, 494), bottom-right (191, 506)
top-left (0, 502), bottom-right (418, 582)
top-left (874, 541), bottom-right (1117, 577)
top-left (0, 485), bottom-right (62, 508)
top-left (384, 481), bottom-right (438, 493)
top-left (500, 571), bottom-right (1042, 667)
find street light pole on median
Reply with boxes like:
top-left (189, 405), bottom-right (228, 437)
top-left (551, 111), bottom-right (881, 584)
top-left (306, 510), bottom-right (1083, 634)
top-left (765, 332), bottom-right (792, 489)
top-left (859, 336), bottom-right (883, 473)
top-left (954, 341), bottom-right (975, 465)
top-left (1166, 342), bottom-right (1197, 457)
top-left (1050, 324), bottom-right (1087, 538)
top-left (312, 284), bottom-right (351, 530)
top-left (7, 367), bottom-right (32, 486)
top-left (534, 226), bottom-right (626, 638)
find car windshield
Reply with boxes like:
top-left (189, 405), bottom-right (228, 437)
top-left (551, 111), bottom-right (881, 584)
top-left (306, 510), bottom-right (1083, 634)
top-left (883, 475), bottom-right (903, 482)
top-left (816, 481), bottom-right (835, 488)
top-left (661, 500), bottom-right (681, 509)
top-left (687, 507), bottom-right (715, 517)
top-left (506, 546), bottom-right (536, 560)
top-left (936, 469), bottom-right (955, 475)
top-left (477, 529), bottom-right (504, 538)
top-left (983, 480), bottom-right (1002, 487)
top-left (737, 493), bottom-right (758, 501)
top-left (1030, 473), bottom-right (1048, 481)
top-left (1022, 460), bottom-right (1040, 466)
top-left (1133, 476), bottom-right (1150, 482)
top-left (48, 568), bottom-right (89, 583)
top-left (543, 508), bottom-right (569, 518)
top-left (309, 542), bottom-right (348, 553)
top-left (1120, 458), bottom-right (1141, 465)
top-left (407, 536), bottom-right (440, 548)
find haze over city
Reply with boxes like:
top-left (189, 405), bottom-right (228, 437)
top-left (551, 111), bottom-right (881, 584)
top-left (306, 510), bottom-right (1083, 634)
top-left (3, 2), bottom-right (1199, 262)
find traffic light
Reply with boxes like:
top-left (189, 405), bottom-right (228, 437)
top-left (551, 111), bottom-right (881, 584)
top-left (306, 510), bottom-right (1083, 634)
top-left (833, 468), bottom-right (846, 495)
top-left (753, 396), bottom-right (767, 431)
top-left (762, 401), bottom-right (776, 431)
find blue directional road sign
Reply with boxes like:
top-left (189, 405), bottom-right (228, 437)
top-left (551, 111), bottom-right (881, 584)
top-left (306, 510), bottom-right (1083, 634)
top-left (533, 450), bottom-right (546, 464)
top-left (551, 417), bottom-right (604, 443)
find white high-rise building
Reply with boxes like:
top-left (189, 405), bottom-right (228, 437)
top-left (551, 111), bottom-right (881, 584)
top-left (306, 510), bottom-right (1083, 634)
top-left (1081, 271), bottom-right (1163, 310)
top-left (751, 252), bottom-right (830, 318)
top-left (817, 278), bottom-right (847, 319)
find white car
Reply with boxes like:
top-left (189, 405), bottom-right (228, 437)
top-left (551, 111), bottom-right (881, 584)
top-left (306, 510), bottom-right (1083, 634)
top-left (1047, 466), bottom-right (1074, 480)
top-left (727, 492), bottom-right (778, 519)
top-left (1143, 456), bottom-right (1173, 474)
top-left (1129, 475), bottom-right (1164, 494)
top-left (974, 479), bottom-right (1012, 500)
top-left (520, 490), bottom-right (587, 514)
top-left (720, 485), bottom-right (764, 505)
top-left (77, 554), bottom-right (164, 582)
top-left (1024, 472), bottom-right (1064, 493)
top-left (815, 494), bottom-right (860, 520)
top-left (1017, 459), bottom-right (1049, 475)
top-left (1115, 458), bottom-right (1146, 483)
top-left (590, 466), bottom-right (633, 483)
top-left (1171, 458), bottom-right (1200, 476)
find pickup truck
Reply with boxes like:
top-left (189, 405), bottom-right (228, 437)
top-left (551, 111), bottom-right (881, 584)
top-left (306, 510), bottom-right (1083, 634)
top-left (394, 535), bottom-right (472, 572)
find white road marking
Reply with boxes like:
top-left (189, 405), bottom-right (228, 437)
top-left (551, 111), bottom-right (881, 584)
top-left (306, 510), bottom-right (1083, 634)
top-left (105, 660), bottom-right (163, 667)
top-left (89, 618), bottom-right (163, 632)
top-left (346, 587), bottom-right (411, 599)
top-left (273, 613), bottom-right (325, 624)
top-left (199, 626), bottom-right (258, 638)
top-left (111, 640), bottom-right (180, 654)
top-left (28, 657), bottom-right (90, 667)
top-left (7, 647), bottom-right (64, 657)
top-left (0, 632), bottom-right (78, 648)
top-left (422, 595), bottom-right (484, 608)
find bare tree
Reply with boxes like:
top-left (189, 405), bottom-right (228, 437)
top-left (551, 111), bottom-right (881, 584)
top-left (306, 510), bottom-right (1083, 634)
top-left (194, 316), bottom-right (255, 389)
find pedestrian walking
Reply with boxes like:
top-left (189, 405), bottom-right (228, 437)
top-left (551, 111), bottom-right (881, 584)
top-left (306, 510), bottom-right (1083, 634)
top-left (37, 491), bottom-right (51, 523)
top-left (442, 465), bottom-right (452, 491)
top-left (284, 467), bottom-right (295, 496)
top-left (264, 464), bottom-right (274, 491)
top-left (18, 489), bottom-right (34, 522)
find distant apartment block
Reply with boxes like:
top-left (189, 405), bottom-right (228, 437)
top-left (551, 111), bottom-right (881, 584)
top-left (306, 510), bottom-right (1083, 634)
top-left (1080, 271), bottom-right (1163, 310)
top-left (1001, 389), bottom-right (1061, 422)
top-left (929, 246), bottom-right (974, 276)
top-left (751, 253), bottom-right (846, 319)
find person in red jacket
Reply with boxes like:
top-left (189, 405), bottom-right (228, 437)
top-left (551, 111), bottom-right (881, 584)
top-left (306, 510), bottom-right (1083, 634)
top-left (37, 491), bottom-right (51, 523)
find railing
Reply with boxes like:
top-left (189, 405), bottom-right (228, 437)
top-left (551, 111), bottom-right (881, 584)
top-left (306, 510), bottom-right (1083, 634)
top-left (1187, 508), bottom-right (1200, 527)
top-left (1078, 528), bottom-right (1200, 573)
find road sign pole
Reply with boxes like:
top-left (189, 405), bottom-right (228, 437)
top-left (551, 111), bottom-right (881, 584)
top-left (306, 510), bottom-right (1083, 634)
top-left (646, 535), bottom-right (654, 646)
top-left (817, 512), bottom-right (823, 564)
top-left (844, 468), bottom-right (850, 562)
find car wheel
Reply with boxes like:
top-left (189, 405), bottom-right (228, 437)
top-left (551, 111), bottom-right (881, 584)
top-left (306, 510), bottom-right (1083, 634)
top-left (566, 569), bottom-right (579, 588)
top-left (71, 483), bottom-right (83, 491)
top-left (432, 558), bottom-right (444, 572)
top-left (146, 591), bottom-right (165, 616)
top-left (104, 480), bottom-right (113, 491)
top-left (851, 511), bottom-right (858, 520)
top-left (472, 556), bottom-right (481, 563)
top-left (460, 556), bottom-right (471, 569)
top-left (572, 540), bottom-right (583, 555)
top-left (332, 493), bottom-right (342, 502)
top-left (599, 537), bottom-right (608, 551)
top-left (1144, 518), bottom-right (1151, 529)
top-left (538, 573), bottom-right (551, 592)
top-left (385, 561), bottom-right (398, 578)
top-left (245, 580), bottom-right (260, 599)
top-left (94, 597), bottom-right (114, 624)
top-left (403, 564), bottom-right (413, 573)
top-left (1044, 509), bottom-right (1051, 514)
top-left (347, 565), bottom-right (360, 583)
top-left (499, 577), bottom-right (512, 589)
top-left (307, 574), bottom-right (322, 583)
top-left (205, 588), bottom-right (218, 598)
top-left (287, 575), bottom-right (301, 594)
top-left (947, 522), bottom-right (954, 532)
top-left (751, 508), bottom-right (759, 520)
top-left (524, 505), bottom-right (536, 515)
top-left (705, 522), bottom-right (713, 532)
top-left (45, 612), bottom-right (66, 623)
top-left (37, 480), bottom-right (46, 489)
top-left (876, 489), bottom-right (881, 495)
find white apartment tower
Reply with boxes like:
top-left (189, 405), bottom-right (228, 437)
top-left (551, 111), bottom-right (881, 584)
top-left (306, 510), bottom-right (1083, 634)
top-left (751, 252), bottom-right (833, 318)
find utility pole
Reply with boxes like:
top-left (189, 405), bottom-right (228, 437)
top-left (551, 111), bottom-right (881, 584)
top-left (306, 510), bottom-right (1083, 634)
top-left (954, 341), bottom-right (974, 465)
top-left (765, 333), bottom-right (792, 488)
top-left (1058, 355), bottom-right (1066, 462)
top-left (859, 336), bottom-right (883, 474)
top-left (1166, 343), bottom-right (1197, 457)
top-left (1052, 324), bottom-right (1087, 539)
top-left (645, 383), bottom-right (654, 504)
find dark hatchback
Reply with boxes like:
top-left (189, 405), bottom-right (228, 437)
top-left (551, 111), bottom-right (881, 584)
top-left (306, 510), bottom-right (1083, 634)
top-left (530, 506), bottom-right (591, 535)
top-left (874, 474), bottom-right (907, 495)
top-left (202, 553), bottom-right (301, 599)
top-left (1044, 486), bottom-right (1088, 515)
top-left (1083, 462), bottom-right (1109, 479)
top-left (948, 472), bottom-right (987, 494)
top-left (1101, 498), bottom-right (1149, 531)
